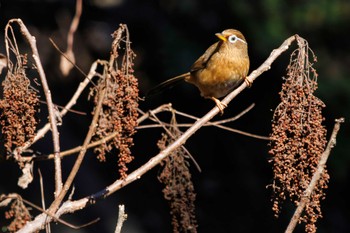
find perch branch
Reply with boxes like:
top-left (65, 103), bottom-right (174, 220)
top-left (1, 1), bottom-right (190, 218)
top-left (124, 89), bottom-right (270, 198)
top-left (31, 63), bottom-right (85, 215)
top-left (285, 117), bottom-right (345, 233)
top-left (17, 34), bottom-right (297, 233)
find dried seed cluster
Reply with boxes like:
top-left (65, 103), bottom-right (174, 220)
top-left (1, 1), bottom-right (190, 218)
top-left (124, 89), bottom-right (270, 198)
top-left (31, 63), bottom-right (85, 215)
top-left (269, 41), bottom-right (328, 233)
top-left (0, 55), bottom-right (39, 159)
top-left (157, 118), bottom-right (197, 233)
top-left (92, 24), bottom-right (139, 179)
top-left (1, 196), bottom-right (32, 232)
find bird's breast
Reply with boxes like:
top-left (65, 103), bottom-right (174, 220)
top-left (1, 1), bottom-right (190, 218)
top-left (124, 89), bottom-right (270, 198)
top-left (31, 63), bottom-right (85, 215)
top-left (187, 54), bottom-right (249, 98)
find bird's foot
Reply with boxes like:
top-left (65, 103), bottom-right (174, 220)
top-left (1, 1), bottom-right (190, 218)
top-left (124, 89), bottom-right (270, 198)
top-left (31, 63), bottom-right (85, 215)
top-left (211, 97), bottom-right (227, 115)
top-left (244, 77), bottom-right (253, 88)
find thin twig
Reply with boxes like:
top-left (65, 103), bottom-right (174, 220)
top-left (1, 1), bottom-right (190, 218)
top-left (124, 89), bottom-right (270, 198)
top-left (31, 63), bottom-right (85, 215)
top-left (19, 104), bottom-right (172, 162)
top-left (59, 0), bottom-right (82, 76)
top-left (137, 103), bottom-right (270, 140)
top-left (149, 110), bottom-right (202, 172)
top-left (202, 103), bottom-right (255, 124)
top-left (138, 123), bottom-right (269, 140)
top-left (38, 169), bottom-right (51, 233)
top-left (38, 100), bottom-right (86, 115)
top-left (50, 38), bottom-right (87, 77)
top-left (5, 19), bottom-right (63, 195)
top-left (4, 23), bottom-right (20, 71)
top-left (168, 104), bottom-right (270, 140)
top-left (114, 205), bottom-right (127, 233)
top-left (18, 34), bottom-right (297, 233)
top-left (285, 117), bottom-right (345, 233)
top-left (142, 104), bottom-right (254, 126)
top-left (66, 0), bottom-right (82, 55)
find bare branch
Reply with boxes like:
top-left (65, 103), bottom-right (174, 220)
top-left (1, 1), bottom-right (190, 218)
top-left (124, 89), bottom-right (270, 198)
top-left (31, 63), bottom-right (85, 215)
top-left (0, 194), bottom-right (88, 230)
top-left (114, 205), bottom-right (128, 233)
top-left (60, 0), bottom-right (82, 76)
top-left (38, 169), bottom-right (51, 233)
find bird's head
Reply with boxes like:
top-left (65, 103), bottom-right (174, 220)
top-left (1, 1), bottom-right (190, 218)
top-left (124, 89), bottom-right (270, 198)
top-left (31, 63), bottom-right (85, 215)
top-left (215, 29), bottom-right (247, 46)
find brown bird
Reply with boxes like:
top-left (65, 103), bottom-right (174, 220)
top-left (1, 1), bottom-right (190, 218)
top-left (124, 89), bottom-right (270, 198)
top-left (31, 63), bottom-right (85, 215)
top-left (148, 29), bottom-right (250, 114)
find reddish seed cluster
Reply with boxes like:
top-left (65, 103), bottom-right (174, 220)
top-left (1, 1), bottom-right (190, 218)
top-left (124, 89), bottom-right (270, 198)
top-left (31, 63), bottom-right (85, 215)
top-left (0, 58), bottom-right (39, 160)
top-left (92, 24), bottom-right (139, 179)
top-left (3, 198), bottom-right (32, 232)
top-left (269, 44), bottom-right (328, 233)
top-left (158, 128), bottom-right (197, 233)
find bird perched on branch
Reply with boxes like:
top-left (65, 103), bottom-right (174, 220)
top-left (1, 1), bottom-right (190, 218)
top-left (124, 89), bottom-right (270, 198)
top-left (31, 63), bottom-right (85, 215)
top-left (148, 29), bottom-right (250, 114)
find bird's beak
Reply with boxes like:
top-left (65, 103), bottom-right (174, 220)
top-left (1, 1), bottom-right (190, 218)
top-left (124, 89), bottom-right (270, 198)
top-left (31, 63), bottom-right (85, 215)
top-left (215, 33), bottom-right (227, 42)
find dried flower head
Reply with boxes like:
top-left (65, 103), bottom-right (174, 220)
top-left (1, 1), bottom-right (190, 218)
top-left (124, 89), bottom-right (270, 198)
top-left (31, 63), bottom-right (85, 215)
top-left (90, 24), bottom-right (139, 179)
top-left (0, 195), bottom-right (32, 232)
top-left (269, 37), bottom-right (328, 233)
top-left (157, 115), bottom-right (197, 233)
top-left (0, 52), bottom-right (39, 160)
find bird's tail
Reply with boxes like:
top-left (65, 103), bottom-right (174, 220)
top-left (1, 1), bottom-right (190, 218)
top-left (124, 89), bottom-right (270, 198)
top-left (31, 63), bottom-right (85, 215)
top-left (146, 72), bottom-right (190, 97)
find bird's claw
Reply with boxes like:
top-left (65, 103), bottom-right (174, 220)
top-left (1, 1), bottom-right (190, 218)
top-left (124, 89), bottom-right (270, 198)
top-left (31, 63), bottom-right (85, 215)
top-left (211, 97), bottom-right (227, 115)
top-left (244, 77), bottom-right (253, 88)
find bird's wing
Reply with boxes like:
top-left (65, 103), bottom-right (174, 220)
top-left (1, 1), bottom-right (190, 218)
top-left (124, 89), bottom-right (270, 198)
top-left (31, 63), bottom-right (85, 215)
top-left (190, 41), bottom-right (221, 72)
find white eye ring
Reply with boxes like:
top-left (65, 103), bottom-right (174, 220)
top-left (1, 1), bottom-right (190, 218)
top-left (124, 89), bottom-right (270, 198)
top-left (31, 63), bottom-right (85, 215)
top-left (228, 35), bottom-right (238, 43)
top-left (228, 35), bottom-right (246, 44)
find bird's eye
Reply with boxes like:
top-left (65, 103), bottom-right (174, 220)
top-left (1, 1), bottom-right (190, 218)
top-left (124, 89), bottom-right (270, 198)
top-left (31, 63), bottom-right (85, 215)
top-left (228, 35), bottom-right (238, 43)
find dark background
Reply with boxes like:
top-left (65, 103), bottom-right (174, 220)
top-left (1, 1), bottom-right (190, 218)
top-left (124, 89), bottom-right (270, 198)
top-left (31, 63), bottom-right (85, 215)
top-left (0, 0), bottom-right (349, 232)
